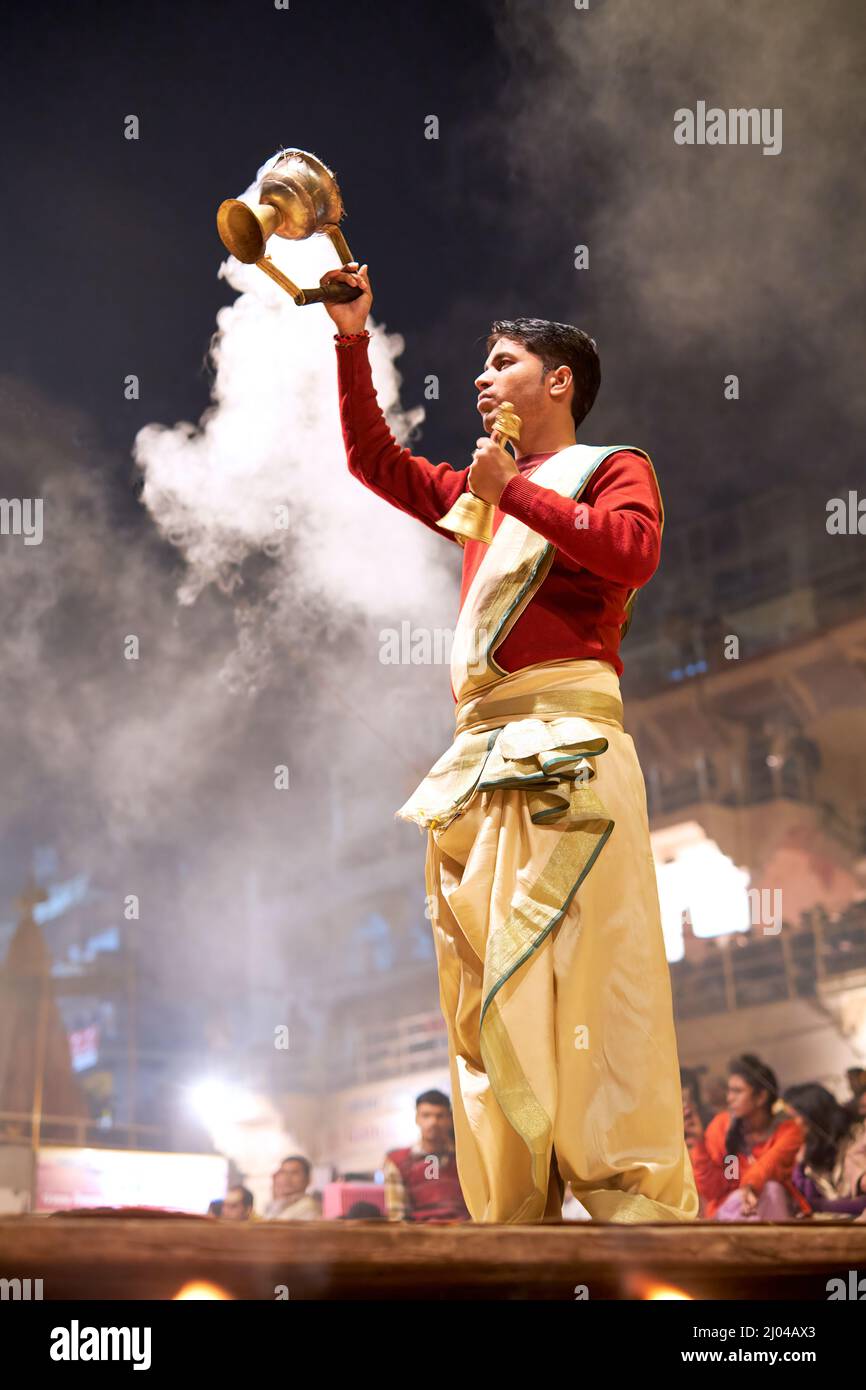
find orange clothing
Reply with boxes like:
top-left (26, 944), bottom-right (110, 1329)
top-left (689, 1110), bottom-right (809, 1217)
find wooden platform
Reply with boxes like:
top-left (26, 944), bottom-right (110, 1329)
top-left (2, 1215), bottom-right (865, 1299)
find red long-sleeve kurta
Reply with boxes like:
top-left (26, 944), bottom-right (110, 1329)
top-left (689, 1111), bottom-right (810, 1217)
top-left (335, 334), bottom-right (662, 698)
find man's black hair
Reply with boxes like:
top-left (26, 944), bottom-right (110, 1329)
top-left (485, 317), bottom-right (601, 427)
top-left (416, 1089), bottom-right (451, 1110)
top-left (228, 1184), bottom-right (254, 1212)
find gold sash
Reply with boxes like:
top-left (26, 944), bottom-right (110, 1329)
top-left (450, 443), bottom-right (662, 699)
top-left (395, 658), bottom-right (623, 833)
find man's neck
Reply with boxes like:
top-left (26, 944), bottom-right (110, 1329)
top-left (515, 426), bottom-right (577, 461)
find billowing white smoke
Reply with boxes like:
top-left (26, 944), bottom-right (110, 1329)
top-left (135, 151), bottom-right (454, 643)
top-left (496, 0), bottom-right (865, 430)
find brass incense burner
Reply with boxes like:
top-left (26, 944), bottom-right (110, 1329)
top-left (216, 148), bottom-right (362, 306)
top-left (437, 402), bottom-right (522, 546)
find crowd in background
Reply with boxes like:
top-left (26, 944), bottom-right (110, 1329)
top-left (208, 1067), bottom-right (866, 1224)
top-left (681, 1056), bottom-right (866, 1220)
top-left (208, 1154), bottom-right (322, 1222)
top-left (208, 1090), bottom-right (466, 1224)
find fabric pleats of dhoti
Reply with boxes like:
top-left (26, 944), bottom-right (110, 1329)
top-left (396, 657), bottom-right (699, 1224)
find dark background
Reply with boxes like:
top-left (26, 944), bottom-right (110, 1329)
top-left (5, 0), bottom-right (862, 516)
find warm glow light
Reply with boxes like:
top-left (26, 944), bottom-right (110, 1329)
top-left (653, 825), bottom-right (751, 959)
top-left (172, 1281), bottom-right (233, 1301)
top-left (643, 1284), bottom-right (693, 1301)
top-left (184, 1078), bottom-right (302, 1213)
top-left (187, 1079), bottom-right (258, 1128)
top-left (626, 1271), bottom-right (695, 1300)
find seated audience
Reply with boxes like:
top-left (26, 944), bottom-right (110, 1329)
top-left (783, 1082), bottom-right (866, 1217)
top-left (680, 1065), bottom-right (716, 1129)
top-left (221, 1185), bottom-right (254, 1220)
top-left (263, 1155), bottom-right (321, 1221)
top-left (685, 1053), bottom-right (808, 1219)
top-left (383, 1089), bottom-right (470, 1223)
top-left (844, 1067), bottom-right (866, 1122)
top-left (343, 1201), bottom-right (385, 1220)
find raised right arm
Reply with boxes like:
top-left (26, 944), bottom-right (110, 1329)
top-left (335, 331), bottom-right (468, 542)
top-left (322, 261), bottom-right (467, 542)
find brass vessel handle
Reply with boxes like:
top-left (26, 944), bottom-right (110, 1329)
top-left (305, 278), bottom-right (364, 306)
top-left (253, 257), bottom-right (364, 307)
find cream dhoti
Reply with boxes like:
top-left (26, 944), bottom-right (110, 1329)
top-left (397, 659), bottom-right (698, 1223)
top-left (395, 445), bottom-right (698, 1224)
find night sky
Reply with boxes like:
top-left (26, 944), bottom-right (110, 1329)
top-left (5, 0), bottom-right (862, 518)
top-left (5, 1), bottom-right (513, 481)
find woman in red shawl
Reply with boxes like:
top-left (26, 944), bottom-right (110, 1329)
top-left (685, 1053), bottom-right (808, 1219)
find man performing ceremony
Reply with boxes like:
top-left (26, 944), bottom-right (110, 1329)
top-left (322, 259), bottom-right (699, 1225)
top-left (6, 0), bottom-right (866, 1343)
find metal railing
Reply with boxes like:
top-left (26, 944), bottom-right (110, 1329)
top-left (334, 1008), bottom-right (450, 1088)
top-left (0, 1111), bottom-right (166, 1151)
top-left (623, 484), bottom-right (866, 695)
top-left (671, 903), bottom-right (866, 1020)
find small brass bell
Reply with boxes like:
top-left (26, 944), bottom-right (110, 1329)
top-left (437, 402), bottom-right (522, 546)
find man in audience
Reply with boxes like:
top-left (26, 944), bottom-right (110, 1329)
top-left (383, 1089), bottom-right (470, 1222)
top-left (264, 1155), bottom-right (321, 1220)
top-left (221, 1185), bottom-right (254, 1220)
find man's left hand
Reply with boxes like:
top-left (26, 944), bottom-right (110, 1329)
top-left (467, 437), bottom-right (519, 505)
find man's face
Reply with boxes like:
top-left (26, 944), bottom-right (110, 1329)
top-left (474, 337), bottom-right (570, 437)
top-left (221, 1188), bottom-right (250, 1220)
top-left (272, 1167), bottom-right (292, 1199)
top-left (280, 1160), bottom-right (308, 1196)
top-left (416, 1103), bottom-right (451, 1149)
